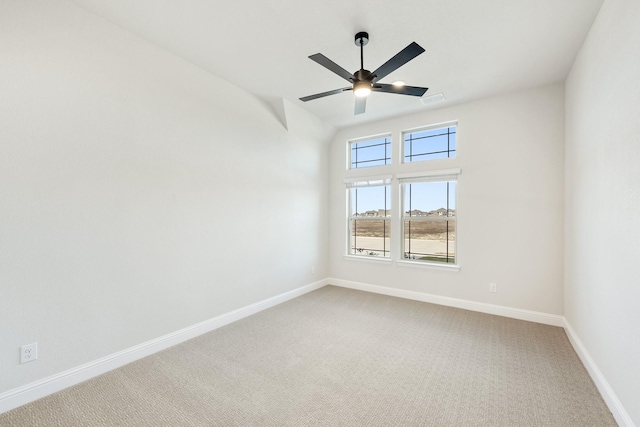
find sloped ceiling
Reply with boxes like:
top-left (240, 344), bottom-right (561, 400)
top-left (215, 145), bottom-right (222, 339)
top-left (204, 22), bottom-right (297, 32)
top-left (70, 0), bottom-right (604, 128)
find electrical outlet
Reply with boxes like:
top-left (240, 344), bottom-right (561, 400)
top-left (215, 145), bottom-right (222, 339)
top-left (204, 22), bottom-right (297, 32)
top-left (311, 266), bottom-right (316, 274)
top-left (20, 343), bottom-right (38, 364)
top-left (489, 283), bottom-right (497, 293)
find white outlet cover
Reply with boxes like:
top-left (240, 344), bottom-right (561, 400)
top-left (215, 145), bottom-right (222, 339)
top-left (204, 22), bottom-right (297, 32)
top-left (20, 342), bottom-right (38, 364)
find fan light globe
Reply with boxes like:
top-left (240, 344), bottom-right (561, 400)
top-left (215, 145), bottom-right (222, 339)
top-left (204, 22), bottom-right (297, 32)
top-left (354, 81), bottom-right (372, 97)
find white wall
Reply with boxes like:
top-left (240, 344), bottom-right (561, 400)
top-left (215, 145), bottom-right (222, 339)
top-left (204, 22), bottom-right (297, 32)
top-left (565, 0), bottom-right (640, 424)
top-left (0, 0), bottom-right (329, 393)
top-left (329, 84), bottom-right (565, 315)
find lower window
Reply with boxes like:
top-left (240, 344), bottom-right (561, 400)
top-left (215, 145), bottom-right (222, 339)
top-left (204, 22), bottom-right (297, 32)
top-left (401, 180), bottom-right (456, 264)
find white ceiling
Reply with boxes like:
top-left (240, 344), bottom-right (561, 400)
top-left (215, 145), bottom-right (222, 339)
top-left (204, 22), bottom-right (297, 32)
top-left (70, 0), bottom-right (604, 129)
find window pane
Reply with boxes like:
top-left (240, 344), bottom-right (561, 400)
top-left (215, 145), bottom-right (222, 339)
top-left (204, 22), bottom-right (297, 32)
top-left (350, 136), bottom-right (391, 169)
top-left (351, 219), bottom-right (390, 257)
top-left (352, 186), bottom-right (390, 217)
top-left (404, 125), bottom-right (456, 162)
top-left (403, 179), bottom-right (457, 264)
top-left (404, 181), bottom-right (456, 215)
top-left (403, 220), bottom-right (455, 263)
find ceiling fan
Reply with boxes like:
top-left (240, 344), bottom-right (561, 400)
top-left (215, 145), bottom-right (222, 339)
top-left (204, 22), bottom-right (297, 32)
top-left (299, 32), bottom-right (428, 115)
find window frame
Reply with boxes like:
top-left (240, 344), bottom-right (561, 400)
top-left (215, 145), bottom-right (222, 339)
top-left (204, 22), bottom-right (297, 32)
top-left (344, 176), bottom-right (392, 261)
top-left (347, 133), bottom-right (392, 170)
top-left (397, 169), bottom-right (460, 269)
top-left (402, 122), bottom-right (458, 164)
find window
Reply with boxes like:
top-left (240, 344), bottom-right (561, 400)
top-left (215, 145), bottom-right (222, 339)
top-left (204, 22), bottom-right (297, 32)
top-left (404, 124), bottom-right (457, 163)
top-left (346, 178), bottom-right (391, 258)
top-left (349, 134), bottom-right (391, 169)
top-left (343, 123), bottom-right (459, 269)
top-left (400, 175), bottom-right (457, 264)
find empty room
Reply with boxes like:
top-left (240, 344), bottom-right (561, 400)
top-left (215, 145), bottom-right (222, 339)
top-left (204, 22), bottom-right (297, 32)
top-left (1, 0), bottom-right (638, 425)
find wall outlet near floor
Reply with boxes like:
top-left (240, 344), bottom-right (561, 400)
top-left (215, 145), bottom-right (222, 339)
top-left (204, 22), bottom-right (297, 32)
top-left (311, 266), bottom-right (316, 274)
top-left (489, 283), bottom-right (497, 293)
top-left (20, 342), bottom-right (38, 364)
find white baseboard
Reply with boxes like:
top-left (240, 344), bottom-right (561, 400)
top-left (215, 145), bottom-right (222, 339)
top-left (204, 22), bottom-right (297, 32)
top-left (328, 278), bottom-right (565, 327)
top-left (563, 320), bottom-right (635, 427)
top-left (3, 277), bottom-right (633, 427)
top-left (329, 278), bottom-right (634, 426)
top-left (0, 278), bottom-right (328, 415)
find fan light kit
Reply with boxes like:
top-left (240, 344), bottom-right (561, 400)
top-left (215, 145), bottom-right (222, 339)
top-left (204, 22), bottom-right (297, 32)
top-left (299, 32), bottom-right (428, 115)
top-left (354, 81), bottom-right (372, 97)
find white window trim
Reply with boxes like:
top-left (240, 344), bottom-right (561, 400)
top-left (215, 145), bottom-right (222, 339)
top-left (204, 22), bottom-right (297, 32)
top-left (397, 168), bottom-right (461, 181)
top-left (343, 175), bottom-right (392, 187)
top-left (402, 120), bottom-right (458, 135)
top-left (396, 260), bottom-right (461, 271)
top-left (344, 254), bottom-right (393, 264)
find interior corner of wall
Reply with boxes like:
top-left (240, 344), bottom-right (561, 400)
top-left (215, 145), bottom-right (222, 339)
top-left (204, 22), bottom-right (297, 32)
top-left (257, 96), bottom-right (289, 130)
top-left (281, 98), bottom-right (336, 143)
top-left (272, 97), bottom-right (290, 131)
top-left (259, 95), bottom-right (336, 143)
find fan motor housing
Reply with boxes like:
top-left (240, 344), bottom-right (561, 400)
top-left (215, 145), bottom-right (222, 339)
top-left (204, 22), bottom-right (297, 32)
top-left (354, 69), bottom-right (373, 82)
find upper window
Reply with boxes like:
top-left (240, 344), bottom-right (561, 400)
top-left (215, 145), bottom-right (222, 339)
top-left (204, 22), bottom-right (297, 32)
top-left (346, 178), bottom-right (391, 258)
top-left (403, 124), bottom-right (457, 163)
top-left (349, 134), bottom-right (391, 169)
top-left (400, 175), bottom-right (457, 265)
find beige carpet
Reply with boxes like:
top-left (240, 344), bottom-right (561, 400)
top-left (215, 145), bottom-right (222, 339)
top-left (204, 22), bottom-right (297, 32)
top-left (0, 286), bottom-right (616, 426)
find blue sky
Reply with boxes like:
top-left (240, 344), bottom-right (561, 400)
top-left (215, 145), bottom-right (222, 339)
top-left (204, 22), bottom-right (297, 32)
top-left (351, 181), bottom-right (456, 214)
top-left (350, 126), bottom-right (456, 169)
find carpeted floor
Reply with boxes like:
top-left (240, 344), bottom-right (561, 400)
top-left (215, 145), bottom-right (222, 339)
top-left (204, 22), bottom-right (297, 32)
top-left (0, 285), bottom-right (616, 426)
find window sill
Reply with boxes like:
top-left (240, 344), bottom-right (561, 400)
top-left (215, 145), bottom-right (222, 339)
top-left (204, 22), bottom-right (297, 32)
top-left (343, 255), bottom-right (392, 265)
top-left (395, 260), bottom-right (460, 272)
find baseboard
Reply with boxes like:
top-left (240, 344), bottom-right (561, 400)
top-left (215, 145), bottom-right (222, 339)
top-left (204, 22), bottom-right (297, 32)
top-left (4, 278), bottom-right (633, 426)
top-left (328, 278), bottom-right (565, 327)
top-left (329, 278), bottom-right (634, 426)
top-left (563, 320), bottom-right (635, 427)
top-left (0, 278), bottom-right (328, 414)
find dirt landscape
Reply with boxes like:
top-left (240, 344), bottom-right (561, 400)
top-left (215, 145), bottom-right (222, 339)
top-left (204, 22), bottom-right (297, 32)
top-left (351, 219), bottom-right (455, 241)
top-left (350, 219), bottom-right (455, 261)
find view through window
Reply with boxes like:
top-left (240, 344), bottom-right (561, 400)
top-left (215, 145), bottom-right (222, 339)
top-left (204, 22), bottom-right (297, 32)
top-left (348, 182), bottom-right (390, 257)
top-left (350, 135), bottom-right (391, 169)
top-left (402, 180), bottom-right (456, 264)
top-left (404, 125), bottom-right (456, 162)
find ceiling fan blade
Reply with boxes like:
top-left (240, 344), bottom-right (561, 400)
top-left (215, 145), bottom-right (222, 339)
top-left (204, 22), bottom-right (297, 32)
top-left (373, 83), bottom-right (428, 97)
top-left (371, 42), bottom-right (425, 83)
top-left (309, 53), bottom-right (354, 82)
top-left (299, 87), bottom-right (351, 102)
top-left (354, 97), bottom-right (366, 115)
